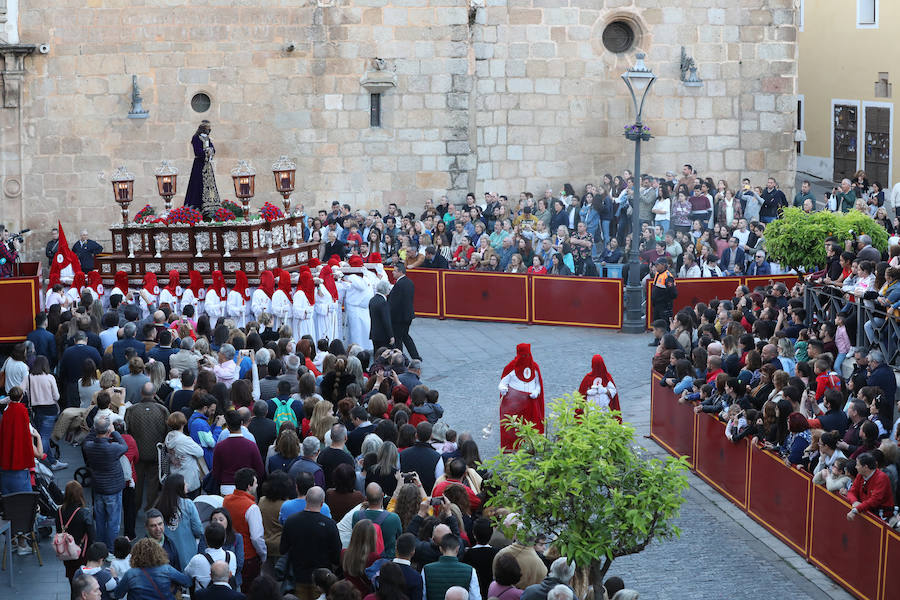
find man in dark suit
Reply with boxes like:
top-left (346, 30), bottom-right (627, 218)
top-left (111, 321), bottom-right (148, 369)
top-left (422, 245), bottom-right (449, 269)
top-left (322, 230), bottom-right (346, 261)
top-left (59, 330), bottom-right (102, 408)
top-left (346, 405), bottom-right (376, 457)
top-left (394, 533), bottom-right (424, 600)
top-left (27, 312), bottom-right (57, 368)
top-left (72, 229), bottom-right (103, 272)
top-left (462, 518), bottom-right (499, 600)
top-left (389, 262), bottom-right (420, 360)
top-left (193, 561), bottom-right (246, 600)
top-left (369, 279), bottom-right (394, 351)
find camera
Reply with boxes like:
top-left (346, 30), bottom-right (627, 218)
top-left (8, 228), bottom-right (30, 244)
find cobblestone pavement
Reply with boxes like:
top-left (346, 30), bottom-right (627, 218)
top-left (8, 318), bottom-right (851, 599)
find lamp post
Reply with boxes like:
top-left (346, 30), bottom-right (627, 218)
top-left (154, 160), bottom-right (178, 212)
top-left (110, 165), bottom-right (135, 225)
top-left (230, 160), bottom-right (256, 219)
top-left (620, 52), bottom-right (657, 334)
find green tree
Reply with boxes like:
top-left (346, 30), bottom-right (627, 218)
top-left (765, 207), bottom-right (889, 272)
top-left (484, 394), bottom-right (689, 600)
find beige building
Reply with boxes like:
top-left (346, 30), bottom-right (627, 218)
top-left (0, 0), bottom-right (798, 257)
top-left (798, 0), bottom-right (895, 188)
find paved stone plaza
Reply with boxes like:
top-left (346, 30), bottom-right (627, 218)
top-left (7, 318), bottom-right (850, 599)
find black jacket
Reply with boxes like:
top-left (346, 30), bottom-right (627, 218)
top-left (389, 276), bottom-right (416, 324)
top-left (368, 294), bottom-right (393, 344)
top-left (399, 442), bottom-right (441, 493)
top-left (521, 577), bottom-right (576, 600)
top-left (347, 422), bottom-right (376, 457)
top-left (72, 239), bottom-right (103, 271)
top-left (193, 583), bottom-right (246, 600)
top-left (423, 255), bottom-right (449, 269)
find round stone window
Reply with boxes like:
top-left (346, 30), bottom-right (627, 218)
top-left (191, 93), bottom-right (211, 113)
top-left (602, 20), bottom-right (636, 54)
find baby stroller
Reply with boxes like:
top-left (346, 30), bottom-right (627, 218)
top-left (32, 458), bottom-right (63, 539)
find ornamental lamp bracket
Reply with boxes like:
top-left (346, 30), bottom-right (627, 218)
top-left (680, 46), bottom-right (703, 88)
top-left (360, 58), bottom-right (396, 93)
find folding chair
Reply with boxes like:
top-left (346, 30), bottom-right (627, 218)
top-left (0, 492), bottom-right (42, 567)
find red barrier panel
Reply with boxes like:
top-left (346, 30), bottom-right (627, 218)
top-left (809, 485), bottom-right (885, 600)
top-left (404, 268), bottom-right (442, 318)
top-left (881, 529), bottom-right (900, 600)
top-left (441, 271), bottom-right (529, 323)
top-left (744, 274), bottom-right (798, 291)
top-left (530, 276), bottom-right (622, 329)
top-left (0, 263), bottom-right (42, 343)
top-left (747, 445), bottom-right (812, 557)
top-left (646, 276), bottom-right (742, 329)
top-left (649, 374), bottom-right (695, 467)
top-left (694, 414), bottom-right (749, 509)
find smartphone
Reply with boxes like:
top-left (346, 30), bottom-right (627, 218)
top-left (239, 349), bottom-right (251, 357)
top-left (430, 496), bottom-right (444, 507)
top-left (403, 472), bottom-right (417, 484)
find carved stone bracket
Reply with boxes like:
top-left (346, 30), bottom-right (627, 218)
top-left (0, 43), bottom-right (35, 108)
top-left (360, 58), bottom-right (397, 93)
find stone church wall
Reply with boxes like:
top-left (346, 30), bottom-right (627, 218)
top-left (5, 0), bottom-right (797, 250)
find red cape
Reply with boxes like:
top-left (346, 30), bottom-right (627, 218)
top-left (578, 354), bottom-right (621, 418)
top-left (49, 221), bottom-right (82, 287)
top-left (0, 402), bottom-right (35, 471)
top-left (500, 343), bottom-right (545, 451)
top-left (233, 270), bottom-right (250, 301)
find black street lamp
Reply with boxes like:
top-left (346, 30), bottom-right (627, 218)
top-left (620, 53), bottom-right (657, 334)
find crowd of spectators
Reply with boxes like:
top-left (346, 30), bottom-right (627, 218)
top-left (654, 232), bottom-right (900, 522)
top-left (0, 203), bottom-right (648, 600)
top-left (303, 167), bottom-right (870, 281)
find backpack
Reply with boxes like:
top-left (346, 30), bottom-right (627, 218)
top-left (53, 507), bottom-right (85, 561)
top-left (272, 397), bottom-right (298, 428)
top-left (190, 551), bottom-right (236, 598)
top-left (355, 509), bottom-right (389, 556)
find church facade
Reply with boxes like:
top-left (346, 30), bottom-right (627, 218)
top-left (0, 0), bottom-right (797, 251)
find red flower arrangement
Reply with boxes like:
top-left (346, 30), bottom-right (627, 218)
top-left (214, 207), bottom-right (236, 222)
top-left (222, 199), bottom-right (243, 216)
top-left (165, 206), bottom-right (203, 226)
top-left (259, 202), bottom-right (284, 223)
top-left (133, 204), bottom-right (156, 224)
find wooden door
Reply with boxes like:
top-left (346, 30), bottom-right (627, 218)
top-left (864, 106), bottom-right (890, 186)
top-left (833, 104), bottom-right (858, 182)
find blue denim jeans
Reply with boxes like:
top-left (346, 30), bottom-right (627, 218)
top-left (33, 411), bottom-right (58, 462)
top-left (0, 470), bottom-right (31, 495)
top-left (600, 220), bottom-right (611, 244)
top-left (94, 492), bottom-right (122, 549)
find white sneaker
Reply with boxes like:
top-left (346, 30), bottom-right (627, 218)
top-left (50, 460), bottom-right (69, 471)
top-left (16, 542), bottom-right (33, 556)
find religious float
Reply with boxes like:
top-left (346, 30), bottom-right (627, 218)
top-left (95, 157), bottom-right (319, 287)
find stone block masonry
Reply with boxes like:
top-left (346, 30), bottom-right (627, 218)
top-left (6, 0), bottom-right (796, 256)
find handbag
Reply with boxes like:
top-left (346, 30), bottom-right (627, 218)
top-left (195, 455), bottom-right (210, 478)
top-left (53, 507), bottom-right (85, 560)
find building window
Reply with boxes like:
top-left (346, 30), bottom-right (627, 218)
top-left (601, 20), bottom-right (636, 54)
top-left (796, 98), bottom-right (803, 154)
top-left (857, 0), bottom-right (878, 27)
top-left (799, 0), bottom-right (804, 31)
top-left (191, 93), bottom-right (211, 113)
top-left (370, 93), bottom-right (382, 128)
